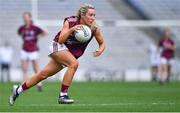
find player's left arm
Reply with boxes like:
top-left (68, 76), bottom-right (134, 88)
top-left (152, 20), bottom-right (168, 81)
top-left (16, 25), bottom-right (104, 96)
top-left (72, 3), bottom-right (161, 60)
top-left (36, 26), bottom-right (48, 37)
top-left (165, 40), bottom-right (176, 50)
top-left (93, 28), bottom-right (105, 57)
top-left (169, 42), bottom-right (176, 50)
top-left (39, 29), bottom-right (48, 37)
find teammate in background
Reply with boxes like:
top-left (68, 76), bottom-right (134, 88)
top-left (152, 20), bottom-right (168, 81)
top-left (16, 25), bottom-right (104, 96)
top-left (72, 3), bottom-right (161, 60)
top-left (0, 41), bottom-right (13, 82)
top-left (18, 12), bottom-right (47, 91)
top-left (147, 43), bottom-right (160, 81)
top-left (9, 4), bottom-right (105, 105)
top-left (158, 29), bottom-right (176, 84)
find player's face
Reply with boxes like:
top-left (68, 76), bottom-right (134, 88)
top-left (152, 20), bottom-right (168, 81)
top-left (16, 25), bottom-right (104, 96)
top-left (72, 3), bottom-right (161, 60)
top-left (164, 31), bottom-right (170, 39)
top-left (23, 14), bottom-right (32, 25)
top-left (82, 9), bottom-right (96, 26)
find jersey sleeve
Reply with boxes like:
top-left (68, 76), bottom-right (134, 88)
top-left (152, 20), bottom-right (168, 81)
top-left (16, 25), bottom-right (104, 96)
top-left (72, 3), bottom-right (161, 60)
top-left (158, 39), bottom-right (163, 47)
top-left (35, 26), bottom-right (43, 35)
top-left (18, 26), bottom-right (23, 35)
top-left (63, 16), bottom-right (79, 28)
top-left (171, 39), bottom-right (175, 45)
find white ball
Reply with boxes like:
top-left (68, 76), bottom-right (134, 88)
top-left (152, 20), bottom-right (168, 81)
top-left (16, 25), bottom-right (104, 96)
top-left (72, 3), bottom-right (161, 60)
top-left (75, 25), bottom-right (92, 43)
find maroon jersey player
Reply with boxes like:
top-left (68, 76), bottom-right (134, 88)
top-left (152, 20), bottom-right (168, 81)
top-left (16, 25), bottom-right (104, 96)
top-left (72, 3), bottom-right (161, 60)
top-left (18, 21), bottom-right (44, 52)
top-left (10, 4), bottom-right (105, 105)
top-left (53, 16), bottom-right (97, 59)
top-left (18, 12), bottom-right (47, 91)
top-left (158, 29), bottom-right (176, 84)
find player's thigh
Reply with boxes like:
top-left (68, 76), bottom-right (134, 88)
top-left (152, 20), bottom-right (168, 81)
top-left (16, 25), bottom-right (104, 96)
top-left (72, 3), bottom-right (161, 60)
top-left (168, 58), bottom-right (174, 66)
top-left (40, 59), bottom-right (63, 77)
top-left (21, 50), bottom-right (28, 61)
top-left (50, 50), bottom-right (78, 67)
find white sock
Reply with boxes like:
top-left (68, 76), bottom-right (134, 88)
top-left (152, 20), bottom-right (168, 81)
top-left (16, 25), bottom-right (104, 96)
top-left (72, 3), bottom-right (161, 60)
top-left (37, 82), bottom-right (42, 86)
top-left (60, 92), bottom-right (67, 96)
top-left (17, 86), bottom-right (24, 94)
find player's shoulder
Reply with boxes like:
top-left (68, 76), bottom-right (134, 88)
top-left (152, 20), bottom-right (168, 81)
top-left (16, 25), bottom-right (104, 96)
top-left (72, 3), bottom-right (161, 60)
top-left (169, 38), bottom-right (175, 44)
top-left (19, 25), bottom-right (25, 29)
top-left (169, 38), bottom-right (174, 42)
top-left (65, 16), bottom-right (79, 23)
top-left (31, 24), bottom-right (40, 29)
top-left (159, 38), bottom-right (164, 42)
top-left (30, 24), bottom-right (43, 32)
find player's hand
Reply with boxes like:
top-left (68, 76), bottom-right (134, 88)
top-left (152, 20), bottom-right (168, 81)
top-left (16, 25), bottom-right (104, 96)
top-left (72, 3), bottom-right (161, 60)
top-left (71, 25), bottom-right (83, 32)
top-left (93, 49), bottom-right (102, 57)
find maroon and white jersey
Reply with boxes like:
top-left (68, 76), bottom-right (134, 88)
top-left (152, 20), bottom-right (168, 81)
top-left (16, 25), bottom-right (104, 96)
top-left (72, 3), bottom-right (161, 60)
top-left (18, 24), bottom-right (43, 52)
top-left (54, 16), bottom-right (97, 59)
top-left (158, 38), bottom-right (175, 59)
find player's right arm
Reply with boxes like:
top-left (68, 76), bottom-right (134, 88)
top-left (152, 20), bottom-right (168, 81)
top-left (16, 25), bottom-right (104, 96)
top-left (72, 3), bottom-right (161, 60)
top-left (166, 42), bottom-right (176, 50)
top-left (18, 27), bottom-right (23, 36)
top-left (58, 20), bottom-right (82, 44)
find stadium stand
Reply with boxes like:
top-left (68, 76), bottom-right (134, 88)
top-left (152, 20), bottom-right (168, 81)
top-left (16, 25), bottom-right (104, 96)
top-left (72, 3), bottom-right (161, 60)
top-left (127, 0), bottom-right (180, 20)
top-left (38, 0), bottom-right (123, 20)
top-left (127, 0), bottom-right (180, 49)
top-left (0, 0), bottom-right (151, 69)
top-left (0, 0), bottom-right (31, 68)
top-left (1, 0), bottom-right (179, 81)
top-left (126, 0), bottom-right (180, 81)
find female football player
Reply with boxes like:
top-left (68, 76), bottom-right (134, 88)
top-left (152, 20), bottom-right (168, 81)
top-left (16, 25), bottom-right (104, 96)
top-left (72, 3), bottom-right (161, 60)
top-left (158, 29), bottom-right (176, 84)
top-left (10, 4), bottom-right (105, 105)
top-left (18, 12), bottom-right (47, 91)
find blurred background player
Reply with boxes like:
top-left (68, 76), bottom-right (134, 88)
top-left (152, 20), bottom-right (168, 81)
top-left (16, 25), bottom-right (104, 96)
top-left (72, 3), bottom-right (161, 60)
top-left (147, 43), bottom-right (160, 81)
top-left (158, 29), bottom-right (176, 84)
top-left (9, 4), bottom-right (105, 105)
top-left (0, 41), bottom-right (13, 82)
top-left (18, 12), bottom-right (47, 91)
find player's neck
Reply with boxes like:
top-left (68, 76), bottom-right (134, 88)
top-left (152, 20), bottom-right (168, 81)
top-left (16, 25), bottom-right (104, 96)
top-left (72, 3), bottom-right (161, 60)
top-left (80, 19), bottom-right (85, 25)
top-left (25, 23), bottom-right (31, 28)
top-left (25, 21), bottom-right (32, 28)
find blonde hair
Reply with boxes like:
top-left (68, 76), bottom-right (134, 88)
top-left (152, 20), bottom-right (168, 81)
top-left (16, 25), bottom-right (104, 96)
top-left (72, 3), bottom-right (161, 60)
top-left (76, 4), bottom-right (98, 30)
top-left (23, 12), bottom-right (32, 18)
top-left (76, 4), bottom-right (95, 18)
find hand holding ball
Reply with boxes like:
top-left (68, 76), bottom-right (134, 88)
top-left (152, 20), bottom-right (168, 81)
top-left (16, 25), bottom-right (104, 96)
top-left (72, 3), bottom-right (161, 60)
top-left (74, 25), bottom-right (92, 43)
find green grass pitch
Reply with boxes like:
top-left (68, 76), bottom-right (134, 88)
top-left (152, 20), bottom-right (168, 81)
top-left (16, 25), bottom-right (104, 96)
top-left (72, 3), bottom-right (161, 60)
top-left (0, 81), bottom-right (180, 112)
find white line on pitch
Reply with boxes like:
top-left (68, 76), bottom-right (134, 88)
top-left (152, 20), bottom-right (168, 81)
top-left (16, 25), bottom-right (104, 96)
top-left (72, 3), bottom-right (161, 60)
top-left (1, 102), bottom-right (175, 107)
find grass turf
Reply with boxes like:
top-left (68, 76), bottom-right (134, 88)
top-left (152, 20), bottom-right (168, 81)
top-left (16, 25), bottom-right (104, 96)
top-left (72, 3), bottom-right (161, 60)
top-left (0, 81), bottom-right (180, 112)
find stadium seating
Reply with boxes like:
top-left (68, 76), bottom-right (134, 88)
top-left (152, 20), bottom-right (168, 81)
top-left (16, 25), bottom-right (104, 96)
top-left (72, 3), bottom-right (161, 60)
top-left (127, 0), bottom-right (180, 49)
top-left (0, 0), bottom-right (161, 81)
top-left (128, 0), bottom-right (180, 20)
top-left (0, 0), bottom-right (31, 69)
top-left (37, 0), bottom-right (123, 20)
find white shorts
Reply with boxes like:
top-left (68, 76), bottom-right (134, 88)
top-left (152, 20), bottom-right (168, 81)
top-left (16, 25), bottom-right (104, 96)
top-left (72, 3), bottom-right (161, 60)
top-left (49, 41), bottom-right (68, 56)
top-left (150, 59), bottom-right (160, 66)
top-left (160, 57), bottom-right (174, 65)
top-left (21, 50), bottom-right (39, 61)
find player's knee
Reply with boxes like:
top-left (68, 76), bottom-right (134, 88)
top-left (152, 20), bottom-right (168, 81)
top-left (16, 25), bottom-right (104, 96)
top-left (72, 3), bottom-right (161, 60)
top-left (38, 70), bottom-right (48, 80)
top-left (69, 61), bottom-right (79, 70)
